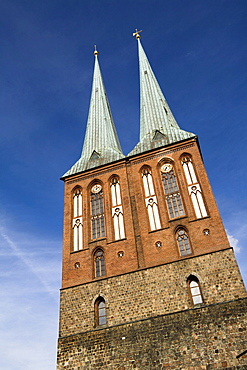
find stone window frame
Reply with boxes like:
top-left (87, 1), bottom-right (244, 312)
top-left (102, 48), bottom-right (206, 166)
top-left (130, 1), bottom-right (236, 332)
top-left (187, 274), bottom-right (204, 306)
top-left (94, 296), bottom-right (107, 327)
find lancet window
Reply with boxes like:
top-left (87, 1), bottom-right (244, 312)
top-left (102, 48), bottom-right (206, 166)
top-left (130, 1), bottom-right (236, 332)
top-left (110, 177), bottom-right (125, 240)
top-left (161, 163), bottom-right (184, 219)
top-left (181, 155), bottom-right (207, 218)
top-left (94, 249), bottom-right (105, 278)
top-left (90, 184), bottom-right (105, 240)
top-left (72, 187), bottom-right (83, 251)
top-left (141, 167), bottom-right (161, 231)
top-left (176, 228), bottom-right (192, 256)
top-left (95, 297), bottom-right (106, 326)
top-left (187, 276), bottom-right (203, 305)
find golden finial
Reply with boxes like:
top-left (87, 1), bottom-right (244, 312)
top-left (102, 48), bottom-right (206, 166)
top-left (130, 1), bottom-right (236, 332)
top-left (94, 45), bottom-right (99, 56)
top-left (132, 29), bottom-right (142, 39)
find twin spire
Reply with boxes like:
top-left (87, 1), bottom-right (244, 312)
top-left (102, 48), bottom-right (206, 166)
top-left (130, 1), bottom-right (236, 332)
top-left (63, 34), bottom-right (195, 177)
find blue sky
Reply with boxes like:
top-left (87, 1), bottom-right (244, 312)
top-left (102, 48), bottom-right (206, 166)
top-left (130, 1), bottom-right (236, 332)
top-left (1, 1), bottom-right (247, 369)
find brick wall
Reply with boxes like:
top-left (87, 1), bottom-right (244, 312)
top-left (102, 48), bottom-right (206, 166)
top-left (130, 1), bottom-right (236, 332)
top-left (59, 248), bottom-right (246, 337)
top-left (61, 138), bottom-right (232, 289)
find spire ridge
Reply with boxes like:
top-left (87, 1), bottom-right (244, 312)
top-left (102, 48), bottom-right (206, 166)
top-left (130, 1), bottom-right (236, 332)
top-left (62, 50), bottom-right (124, 177)
top-left (128, 37), bottom-right (195, 156)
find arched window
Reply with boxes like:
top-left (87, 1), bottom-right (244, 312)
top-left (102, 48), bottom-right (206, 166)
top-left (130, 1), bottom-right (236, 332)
top-left (95, 297), bottom-right (106, 326)
top-left (160, 163), bottom-right (184, 219)
top-left (181, 155), bottom-right (207, 218)
top-left (176, 228), bottom-right (192, 256)
top-left (141, 167), bottom-right (161, 231)
top-left (110, 177), bottom-right (125, 240)
top-left (90, 184), bottom-right (105, 239)
top-left (187, 276), bottom-right (203, 305)
top-left (72, 187), bottom-right (83, 251)
top-left (94, 249), bottom-right (105, 277)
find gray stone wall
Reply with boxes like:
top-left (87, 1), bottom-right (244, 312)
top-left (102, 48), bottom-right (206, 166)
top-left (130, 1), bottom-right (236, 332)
top-left (57, 297), bottom-right (247, 369)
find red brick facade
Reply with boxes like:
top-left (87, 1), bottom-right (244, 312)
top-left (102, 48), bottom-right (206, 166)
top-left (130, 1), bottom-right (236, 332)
top-left (57, 136), bottom-right (247, 369)
top-left (61, 137), bottom-right (234, 288)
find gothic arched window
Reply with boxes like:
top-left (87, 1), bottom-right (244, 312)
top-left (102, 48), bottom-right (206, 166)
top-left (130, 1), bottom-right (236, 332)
top-left (187, 276), bottom-right (203, 305)
top-left (94, 249), bottom-right (105, 278)
top-left (94, 297), bottom-right (106, 326)
top-left (110, 177), bottom-right (125, 240)
top-left (181, 155), bottom-right (207, 218)
top-left (90, 184), bottom-right (105, 240)
top-left (176, 228), bottom-right (192, 256)
top-left (141, 167), bottom-right (161, 231)
top-left (72, 187), bottom-right (83, 251)
top-left (160, 163), bottom-right (184, 219)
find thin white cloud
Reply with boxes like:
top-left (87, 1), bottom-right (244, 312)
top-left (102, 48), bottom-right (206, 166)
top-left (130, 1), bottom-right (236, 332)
top-left (227, 232), bottom-right (240, 253)
top-left (0, 216), bottom-right (60, 369)
top-left (0, 225), bottom-right (60, 298)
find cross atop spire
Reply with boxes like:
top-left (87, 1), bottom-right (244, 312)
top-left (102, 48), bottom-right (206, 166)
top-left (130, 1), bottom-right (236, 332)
top-left (133, 29), bottom-right (142, 39)
top-left (62, 47), bottom-right (124, 178)
top-left (128, 34), bottom-right (195, 156)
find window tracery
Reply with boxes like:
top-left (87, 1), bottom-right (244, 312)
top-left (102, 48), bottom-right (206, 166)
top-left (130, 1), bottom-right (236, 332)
top-left (161, 163), bottom-right (184, 219)
top-left (181, 156), bottom-right (207, 218)
top-left (176, 228), bottom-right (192, 256)
top-left (90, 184), bottom-right (105, 239)
top-left (72, 188), bottom-right (83, 251)
top-left (94, 249), bottom-right (105, 278)
top-left (141, 167), bottom-right (161, 231)
top-left (110, 177), bottom-right (125, 240)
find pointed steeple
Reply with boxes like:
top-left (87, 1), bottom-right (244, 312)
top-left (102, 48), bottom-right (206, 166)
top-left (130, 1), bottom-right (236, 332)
top-left (62, 47), bottom-right (124, 177)
top-left (128, 32), bottom-right (195, 156)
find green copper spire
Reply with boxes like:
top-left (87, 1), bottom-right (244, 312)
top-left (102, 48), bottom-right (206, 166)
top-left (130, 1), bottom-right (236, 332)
top-left (62, 47), bottom-right (124, 178)
top-left (128, 32), bottom-right (195, 156)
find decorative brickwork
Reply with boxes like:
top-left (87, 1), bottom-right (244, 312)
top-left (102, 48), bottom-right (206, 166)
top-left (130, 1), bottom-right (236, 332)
top-left (61, 138), bottom-right (232, 289)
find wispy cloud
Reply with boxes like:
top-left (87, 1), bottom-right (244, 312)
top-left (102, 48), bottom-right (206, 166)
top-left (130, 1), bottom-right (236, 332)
top-left (0, 225), bottom-right (60, 298)
top-left (227, 232), bottom-right (240, 253)
top-left (0, 217), bottom-right (61, 369)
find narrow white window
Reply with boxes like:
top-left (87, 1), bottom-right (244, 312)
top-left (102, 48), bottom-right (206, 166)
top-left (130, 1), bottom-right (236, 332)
top-left (182, 156), bottom-right (207, 218)
top-left (161, 163), bottom-right (185, 219)
top-left (110, 177), bottom-right (125, 240)
top-left (72, 188), bottom-right (83, 251)
top-left (142, 168), bottom-right (161, 231)
top-left (188, 276), bottom-right (203, 305)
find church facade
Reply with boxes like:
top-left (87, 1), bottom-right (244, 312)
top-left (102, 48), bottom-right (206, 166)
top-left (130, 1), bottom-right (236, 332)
top-left (56, 33), bottom-right (247, 369)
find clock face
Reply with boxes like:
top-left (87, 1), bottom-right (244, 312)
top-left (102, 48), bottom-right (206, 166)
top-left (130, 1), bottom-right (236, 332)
top-left (91, 184), bottom-right (102, 194)
top-left (161, 163), bottom-right (173, 173)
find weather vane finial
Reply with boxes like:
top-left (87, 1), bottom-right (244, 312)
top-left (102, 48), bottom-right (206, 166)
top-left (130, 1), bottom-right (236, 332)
top-left (132, 29), bottom-right (142, 39)
top-left (94, 45), bottom-right (99, 56)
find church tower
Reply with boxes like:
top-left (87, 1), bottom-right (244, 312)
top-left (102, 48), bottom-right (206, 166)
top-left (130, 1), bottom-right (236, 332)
top-left (57, 34), bottom-right (247, 369)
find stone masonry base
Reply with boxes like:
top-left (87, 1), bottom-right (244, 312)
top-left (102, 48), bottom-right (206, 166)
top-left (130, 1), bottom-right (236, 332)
top-left (57, 297), bottom-right (247, 369)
